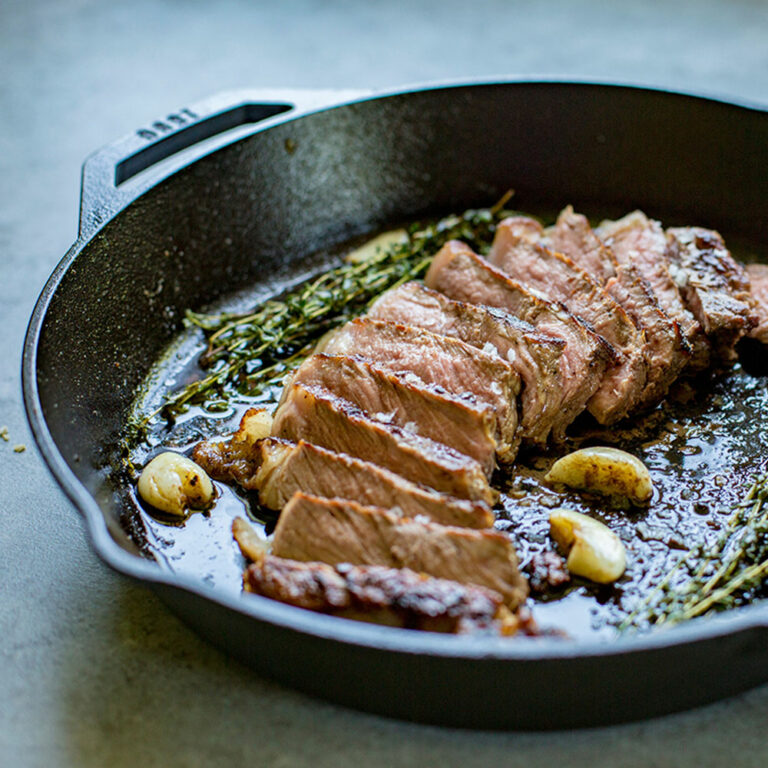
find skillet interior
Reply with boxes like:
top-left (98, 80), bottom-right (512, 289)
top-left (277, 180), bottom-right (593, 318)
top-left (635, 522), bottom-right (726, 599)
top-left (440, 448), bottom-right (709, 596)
top-left (24, 82), bottom-right (768, 728)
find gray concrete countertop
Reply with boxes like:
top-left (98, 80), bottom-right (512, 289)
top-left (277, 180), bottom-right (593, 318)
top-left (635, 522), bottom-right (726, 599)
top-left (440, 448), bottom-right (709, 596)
top-left (2, 1), bottom-right (768, 765)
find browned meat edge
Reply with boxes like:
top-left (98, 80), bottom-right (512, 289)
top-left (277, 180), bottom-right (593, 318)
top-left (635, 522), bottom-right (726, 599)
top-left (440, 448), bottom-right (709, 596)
top-left (598, 210), bottom-right (711, 370)
top-left (547, 207), bottom-right (690, 407)
top-left (241, 551), bottom-right (520, 635)
top-left (271, 492), bottom-right (528, 609)
top-left (666, 226), bottom-right (757, 363)
top-left (746, 263), bottom-right (768, 345)
top-left (319, 316), bottom-right (520, 462)
top-left (291, 353), bottom-right (498, 474)
top-left (425, 240), bottom-right (612, 439)
top-left (272, 380), bottom-right (495, 503)
top-left (489, 217), bottom-right (647, 424)
top-left (255, 438), bottom-right (495, 528)
top-left (368, 281), bottom-right (566, 446)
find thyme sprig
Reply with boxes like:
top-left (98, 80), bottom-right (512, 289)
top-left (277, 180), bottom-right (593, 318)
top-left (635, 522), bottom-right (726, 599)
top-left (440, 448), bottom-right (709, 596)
top-left (137, 193), bottom-right (514, 434)
top-left (622, 466), bottom-right (768, 629)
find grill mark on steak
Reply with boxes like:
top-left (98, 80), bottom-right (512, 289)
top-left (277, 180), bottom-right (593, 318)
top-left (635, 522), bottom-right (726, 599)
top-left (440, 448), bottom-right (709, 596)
top-left (241, 551), bottom-right (517, 634)
top-left (746, 263), bottom-right (768, 345)
top-left (368, 281), bottom-right (566, 446)
top-left (598, 210), bottom-right (711, 370)
top-left (272, 381), bottom-right (495, 504)
top-left (425, 240), bottom-right (611, 440)
top-left (291, 353), bottom-right (498, 473)
top-left (255, 438), bottom-right (494, 529)
top-left (489, 217), bottom-right (647, 425)
top-left (319, 317), bottom-right (520, 463)
top-left (546, 207), bottom-right (689, 408)
top-left (666, 227), bottom-right (758, 363)
top-left (271, 492), bottom-right (528, 609)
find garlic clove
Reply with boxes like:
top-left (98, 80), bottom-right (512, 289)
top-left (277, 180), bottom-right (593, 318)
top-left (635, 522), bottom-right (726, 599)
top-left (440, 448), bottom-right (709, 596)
top-left (233, 408), bottom-right (273, 446)
top-left (345, 229), bottom-right (408, 264)
top-left (549, 508), bottom-right (627, 584)
top-left (545, 446), bottom-right (653, 505)
top-left (137, 451), bottom-right (214, 517)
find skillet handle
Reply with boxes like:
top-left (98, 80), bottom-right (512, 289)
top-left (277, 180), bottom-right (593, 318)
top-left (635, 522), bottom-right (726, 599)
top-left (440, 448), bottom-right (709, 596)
top-left (78, 88), bottom-right (370, 240)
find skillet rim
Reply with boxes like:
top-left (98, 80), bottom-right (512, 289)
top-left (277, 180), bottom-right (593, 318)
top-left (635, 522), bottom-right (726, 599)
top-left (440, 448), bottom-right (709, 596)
top-left (22, 78), bottom-right (768, 664)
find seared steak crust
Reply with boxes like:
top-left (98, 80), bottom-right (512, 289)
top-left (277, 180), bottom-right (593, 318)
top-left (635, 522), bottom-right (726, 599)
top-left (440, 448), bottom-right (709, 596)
top-left (319, 317), bottom-right (520, 462)
top-left (272, 381), bottom-right (495, 503)
top-left (489, 217), bottom-right (647, 424)
top-left (746, 263), bottom-right (768, 345)
top-left (255, 438), bottom-right (494, 528)
top-left (666, 227), bottom-right (757, 362)
top-left (598, 211), bottom-right (710, 370)
top-left (425, 240), bottom-right (611, 439)
top-left (271, 492), bottom-right (528, 609)
top-left (243, 554), bottom-right (514, 634)
top-left (291, 353), bottom-right (498, 473)
top-left (547, 207), bottom-right (689, 407)
top-left (369, 281), bottom-right (566, 446)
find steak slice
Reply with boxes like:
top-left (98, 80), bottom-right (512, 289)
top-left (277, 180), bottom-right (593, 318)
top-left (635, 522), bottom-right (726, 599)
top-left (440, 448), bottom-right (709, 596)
top-left (272, 381), bottom-right (495, 504)
top-left (489, 217), bottom-right (647, 425)
top-left (271, 492), bottom-right (528, 609)
top-left (746, 263), bottom-right (768, 345)
top-left (425, 240), bottom-right (612, 439)
top-left (255, 438), bottom-right (494, 528)
top-left (545, 205), bottom-right (618, 285)
top-left (319, 317), bottom-right (520, 462)
top-left (369, 282), bottom-right (566, 446)
top-left (546, 207), bottom-right (689, 407)
top-left (598, 211), bottom-right (710, 370)
top-left (291, 353), bottom-right (498, 473)
top-left (242, 553), bottom-right (517, 635)
top-left (666, 227), bottom-right (757, 362)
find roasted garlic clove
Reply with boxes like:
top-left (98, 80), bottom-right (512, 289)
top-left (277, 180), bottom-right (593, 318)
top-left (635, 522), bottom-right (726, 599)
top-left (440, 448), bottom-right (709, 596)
top-left (138, 451), bottom-right (214, 517)
top-left (545, 446), bottom-right (653, 505)
top-left (233, 408), bottom-right (273, 446)
top-left (232, 516), bottom-right (269, 563)
top-left (345, 228), bottom-right (408, 264)
top-left (549, 508), bottom-right (627, 584)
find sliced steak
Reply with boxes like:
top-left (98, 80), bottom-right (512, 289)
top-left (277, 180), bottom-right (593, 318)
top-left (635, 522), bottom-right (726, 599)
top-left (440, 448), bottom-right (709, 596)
top-left (489, 217), bottom-right (647, 424)
top-left (547, 207), bottom-right (689, 407)
top-left (242, 553), bottom-right (516, 635)
top-left (319, 317), bottom-right (520, 462)
top-left (272, 381), bottom-right (495, 504)
top-left (369, 281), bottom-right (565, 445)
top-left (545, 205), bottom-right (618, 284)
top-left (271, 492), bottom-right (528, 609)
top-left (598, 211), bottom-right (710, 370)
top-left (291, 353), bottom-right (498, 473)
top-left (255, 438), bottom-right (494, 528)
top-left (425, 240), bottom-right (611, 439)
top-left (666, 227), bottom-right (757, 362)
top-left (746, 263), bottom-right (768, 345)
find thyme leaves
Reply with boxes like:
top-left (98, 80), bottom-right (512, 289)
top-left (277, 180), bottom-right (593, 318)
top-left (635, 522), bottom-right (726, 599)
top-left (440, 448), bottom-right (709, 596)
top-left (622, 466), bottom-right (768, 630)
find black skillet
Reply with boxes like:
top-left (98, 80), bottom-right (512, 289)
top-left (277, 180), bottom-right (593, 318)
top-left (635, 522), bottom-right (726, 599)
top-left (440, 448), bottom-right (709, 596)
top-left (22, 81), bottom-right (768, 729)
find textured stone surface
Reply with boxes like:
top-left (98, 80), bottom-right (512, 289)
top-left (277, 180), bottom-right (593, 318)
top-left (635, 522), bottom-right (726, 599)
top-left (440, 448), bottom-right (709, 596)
top-left (2, 0), bottom-right (768, 765)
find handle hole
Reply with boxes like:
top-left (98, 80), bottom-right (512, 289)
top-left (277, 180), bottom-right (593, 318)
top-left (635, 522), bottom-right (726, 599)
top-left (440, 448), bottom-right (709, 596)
top-left (115, 102), bottom-right (293, 185)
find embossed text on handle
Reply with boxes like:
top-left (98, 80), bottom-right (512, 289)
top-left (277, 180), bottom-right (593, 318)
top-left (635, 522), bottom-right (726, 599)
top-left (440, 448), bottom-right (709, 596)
top-left (136, 108), bottom-right (199, 141)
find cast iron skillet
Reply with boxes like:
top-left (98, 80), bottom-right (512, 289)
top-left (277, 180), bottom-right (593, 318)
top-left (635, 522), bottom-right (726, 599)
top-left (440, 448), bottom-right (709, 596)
top-left (22, 81), bottom-right (768, 730)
